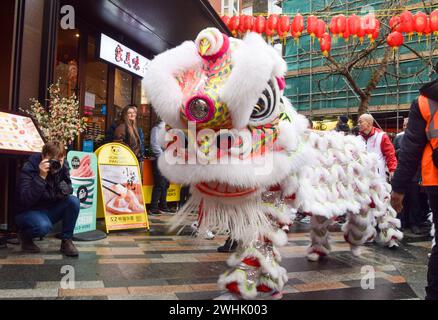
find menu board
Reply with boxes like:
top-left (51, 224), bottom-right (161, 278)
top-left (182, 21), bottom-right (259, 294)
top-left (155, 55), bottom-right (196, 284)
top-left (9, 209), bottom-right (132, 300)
top-left (0, 112), bottom-right (45, 154)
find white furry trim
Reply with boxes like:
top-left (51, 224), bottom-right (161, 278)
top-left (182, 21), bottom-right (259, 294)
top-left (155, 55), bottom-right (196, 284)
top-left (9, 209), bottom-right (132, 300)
top-left (218, 269), bottom-right (258, 299)
top-left (144, 41), bottom-right (202, 128)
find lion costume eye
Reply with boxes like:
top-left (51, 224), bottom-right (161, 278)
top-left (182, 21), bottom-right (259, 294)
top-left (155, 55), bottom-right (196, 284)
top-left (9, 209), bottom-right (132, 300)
top-left (248, 79), bottom-right (280, 126)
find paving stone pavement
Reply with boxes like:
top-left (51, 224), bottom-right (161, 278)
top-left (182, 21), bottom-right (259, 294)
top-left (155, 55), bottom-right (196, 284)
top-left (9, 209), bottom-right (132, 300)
top-left (0, 215), bottom-right (432, 300)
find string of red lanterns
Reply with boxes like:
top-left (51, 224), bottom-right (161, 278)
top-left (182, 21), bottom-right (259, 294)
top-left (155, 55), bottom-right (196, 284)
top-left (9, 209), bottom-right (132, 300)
top-left (221, 9), bottom-right (438, 56)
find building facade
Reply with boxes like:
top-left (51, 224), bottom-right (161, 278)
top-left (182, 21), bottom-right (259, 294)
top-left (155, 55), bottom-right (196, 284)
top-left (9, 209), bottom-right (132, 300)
top-left (283, 0), bottom-right (438, 131)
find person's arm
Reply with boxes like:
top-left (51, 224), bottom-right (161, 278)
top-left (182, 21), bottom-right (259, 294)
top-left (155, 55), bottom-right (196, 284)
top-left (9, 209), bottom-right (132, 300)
top-left (16, 167), bottom-right (47, 211)
top-left (381, 133), bottom-right (398, 173)
top-left (150, 127), bottom-right (163, 157)
top-left (392, 99), bottom-right (428, 194)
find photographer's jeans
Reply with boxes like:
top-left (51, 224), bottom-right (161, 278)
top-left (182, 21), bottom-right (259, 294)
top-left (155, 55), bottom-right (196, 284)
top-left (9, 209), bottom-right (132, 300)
top-left (15, 196), bottom-right (80, 240)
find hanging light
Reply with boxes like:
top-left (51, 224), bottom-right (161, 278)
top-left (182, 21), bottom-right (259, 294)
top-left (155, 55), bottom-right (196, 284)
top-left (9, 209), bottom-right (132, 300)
top-left (291, 13), bottom-right (305, 40)
top-left (387, 31), bottom-right (404, 51)
top-left (307, 15), bottom-right (318, 42)
top-left (277, 15), bottom-right (291, 42)
top-left (228, 15), bottom-right (240, 37)
top-left (400, 11), bottom-right (415, 39)
top-left (253, 16), bottom-right (266, 34)
top-left (320, 32), bottom-right (332, 57)
top-left (414, 12), bottom-right (428, 41)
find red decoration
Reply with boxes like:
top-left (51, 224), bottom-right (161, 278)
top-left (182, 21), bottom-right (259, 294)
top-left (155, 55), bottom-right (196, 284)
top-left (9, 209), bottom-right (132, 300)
top-left (343, 20), bottom-right (351, 41)
top-left (221, 15), bottom-right (230, 26)
top-left (253, 16), bottom-right (266, 34)
top-left (336, 14), bottom-right (347, 37)
top-left (277, 15), bottom-right (291, 39)
top-left (228, 15), bottom-right (240, 36)
top-left (315, 19), bottom-right (326, 39)
top-left (348, 14), bottom-right (360, 37)
top-left (291, 14), bottom-right (305, 39)
top-left (390, 16), bottom-right (403, 32)
top-left (307, 15), bottom-right (318, 39)
top-left (320, 32), bottom-right (332, 56)
top-left (387, 31), bottom-right (404, 50)
top-left (329, 16), bottom-right (339, 37)
top-left (414, 12), bottom-right (428, 35)
top-left (431, 10), bottom-right (438, 35)
top-left (400, 10), bottom-right (415, 36)
top-left (267, 14), bottom-right (279, 35)
top-left (244, 15), bottom-right (255, 34)
top-left (357, 17), bottom-right (367, 43)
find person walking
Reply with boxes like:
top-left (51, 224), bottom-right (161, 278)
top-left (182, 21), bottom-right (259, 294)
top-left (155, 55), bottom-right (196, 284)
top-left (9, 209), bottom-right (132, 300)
top-left (391, 64), bottom-right (438, 300)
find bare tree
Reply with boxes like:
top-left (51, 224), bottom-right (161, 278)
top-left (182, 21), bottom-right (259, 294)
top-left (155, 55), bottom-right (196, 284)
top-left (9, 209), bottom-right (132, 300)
top-left (313, 0), bottom-right (437, 115)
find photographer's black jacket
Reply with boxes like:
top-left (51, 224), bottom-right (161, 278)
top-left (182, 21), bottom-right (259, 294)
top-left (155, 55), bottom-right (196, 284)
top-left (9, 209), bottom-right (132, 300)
top-left (392, 78), bottom-right (438, 193)
top-left (15, 154), bottom-right (73, 215)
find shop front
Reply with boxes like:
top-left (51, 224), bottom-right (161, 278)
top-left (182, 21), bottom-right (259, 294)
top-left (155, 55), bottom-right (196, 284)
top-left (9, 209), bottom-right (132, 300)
top-left (1, 0), bottom-right (228, 233)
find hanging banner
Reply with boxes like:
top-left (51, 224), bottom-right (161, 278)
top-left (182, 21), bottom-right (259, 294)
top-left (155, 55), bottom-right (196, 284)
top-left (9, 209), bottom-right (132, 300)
top-left (67, 152), bottom-right (98, 234)
top-left (95, 143), bottom-right (149, 233)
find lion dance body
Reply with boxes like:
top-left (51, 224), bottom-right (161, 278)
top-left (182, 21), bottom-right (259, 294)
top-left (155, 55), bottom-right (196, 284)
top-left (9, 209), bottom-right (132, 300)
top-left (144, 28), bottom-right (402, 300)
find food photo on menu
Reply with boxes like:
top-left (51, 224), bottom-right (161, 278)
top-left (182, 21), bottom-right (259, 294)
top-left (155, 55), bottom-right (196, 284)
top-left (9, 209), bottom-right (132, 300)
top-left (0, 112), bottom-right (45, 153)
top-left (99, 165), bottom-right (145, 215)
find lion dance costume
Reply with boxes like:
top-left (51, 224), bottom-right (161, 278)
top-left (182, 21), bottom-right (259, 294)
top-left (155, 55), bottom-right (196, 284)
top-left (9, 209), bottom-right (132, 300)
top-left (144, 28), bottom-right (402, 300)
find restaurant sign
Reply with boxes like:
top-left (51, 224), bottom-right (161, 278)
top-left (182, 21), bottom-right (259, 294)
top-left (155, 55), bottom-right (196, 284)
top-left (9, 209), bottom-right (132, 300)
top-left (99, 34), bottom-right (150, 78)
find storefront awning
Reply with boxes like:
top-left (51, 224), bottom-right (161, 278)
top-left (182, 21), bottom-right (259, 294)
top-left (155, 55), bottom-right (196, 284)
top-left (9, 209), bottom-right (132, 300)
top-left (66, 0), bottom-right (230, 57)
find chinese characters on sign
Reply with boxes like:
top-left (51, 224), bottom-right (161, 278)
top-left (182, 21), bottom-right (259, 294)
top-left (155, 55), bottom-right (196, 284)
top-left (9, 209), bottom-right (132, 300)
top-left (100, 34), bottom-right (150, 78)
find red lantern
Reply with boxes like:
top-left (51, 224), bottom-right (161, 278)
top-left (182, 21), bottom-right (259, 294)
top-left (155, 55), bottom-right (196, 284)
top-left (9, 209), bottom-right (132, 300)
top-left (238, 15), bottom-right (247, 34)
top-left (364, 14), bottom-right (379, 36)
top-left (277, 15), bottom-right (291, 39)
top-left (320, 33), bottom-right (332, 56)
top-left (357, 17), bottom-right (367, 43)
top-left (253, 16), bottom-right (266, 34)
top-left (371, 26), bottom-right (380, 43)
top-left (229, 16), bottom-right (240, 36)
top-left (414, 12), bottom-right (427, 36)
top-left (245, 15), bottom-right (254, 33)
top-left (307, 15), bottom-right (318, 38)
top-left (291, 14), bottom-right (305, 39)
top-left (265, 21), bottom-right (275, 39)
top-left (315, 19), bottom-right (326, 39)
top-left (400, 11), bottom-right (414, 37)
top-left (329, 16), bottom-right (339, 37)
top-left (267, 14), bottom-right (279, 35)
top-left (431, 10), bottom-right (438, 35)
top-left (387, 31), bottom-right (404, 50)
top-left (343, 20), bottom-right (351, 41)
top-left (390, 16), bottom-right (403, 32)
top-left (221, 15), bottom-right (230, 27)
top-left (336, 14), bottom-right (347, 37)
top-left (424, 17), bottom-right (432, 43)
top-left (348, 14), bottom-right (360, 37)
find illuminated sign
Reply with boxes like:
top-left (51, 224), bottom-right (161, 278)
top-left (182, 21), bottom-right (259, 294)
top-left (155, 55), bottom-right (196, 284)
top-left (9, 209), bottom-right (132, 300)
top-left (99, 34), bottom-right (150, 78)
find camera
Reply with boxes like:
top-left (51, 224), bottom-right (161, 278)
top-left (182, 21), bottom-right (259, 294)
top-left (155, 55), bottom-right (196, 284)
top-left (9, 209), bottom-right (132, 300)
top-left (49, 159), bottom-right (62, 174)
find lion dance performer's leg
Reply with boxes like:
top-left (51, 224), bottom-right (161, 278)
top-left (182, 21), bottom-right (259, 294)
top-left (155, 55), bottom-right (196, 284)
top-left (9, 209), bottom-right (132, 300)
top-left (307, 215), bottom-right (333, 262)
top-left (343, 209), bottom-right (377, 256)
top-left (217, 189), bottom-right (291, 300)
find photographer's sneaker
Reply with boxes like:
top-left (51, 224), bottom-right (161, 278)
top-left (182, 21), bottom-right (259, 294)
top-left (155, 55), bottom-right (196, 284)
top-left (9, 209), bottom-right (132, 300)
top-left (61, 239), bottom-right (79, 257)
top-left (18, 232), bottom-right (41, 254)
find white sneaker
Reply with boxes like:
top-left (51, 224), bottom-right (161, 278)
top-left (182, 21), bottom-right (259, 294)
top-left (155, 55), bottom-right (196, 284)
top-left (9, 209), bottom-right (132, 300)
top-left (205, 230), bottom-right (215, 240)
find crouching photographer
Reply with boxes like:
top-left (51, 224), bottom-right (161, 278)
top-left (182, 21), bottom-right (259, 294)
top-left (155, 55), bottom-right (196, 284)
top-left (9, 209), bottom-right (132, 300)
top-left (15, 141), bottom-right (80, 257)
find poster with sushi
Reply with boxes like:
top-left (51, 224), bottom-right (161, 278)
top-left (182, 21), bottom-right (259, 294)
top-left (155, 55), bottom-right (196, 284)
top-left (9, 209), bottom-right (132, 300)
top-left (67, 151), bottom-right (98, 234)
top-left (95, 143), bottom-right (149, 233)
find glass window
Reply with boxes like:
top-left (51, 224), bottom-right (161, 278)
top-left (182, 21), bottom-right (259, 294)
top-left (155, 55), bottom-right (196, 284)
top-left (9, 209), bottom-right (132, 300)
top-left (82, 36), bottom-right (108, 150)
top-left (54, 29), bottom-right (79, 97)
top-left (114, 68), bottom-right (133, 115)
